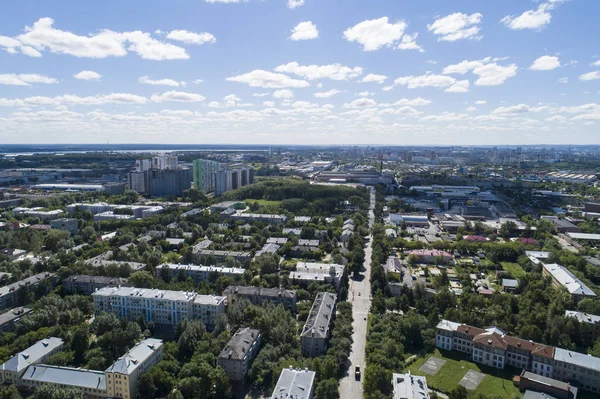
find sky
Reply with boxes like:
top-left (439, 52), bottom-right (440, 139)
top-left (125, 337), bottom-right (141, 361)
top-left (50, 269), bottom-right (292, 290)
top-left (0, 0), bottom-right (599, 145)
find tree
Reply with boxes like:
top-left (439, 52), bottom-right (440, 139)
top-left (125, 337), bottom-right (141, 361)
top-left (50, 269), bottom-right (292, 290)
top-left (499, 221), bottom-right (518, 239)
top-left (30, 385), bottom-right (83, 399)
top-left (137, 373), bottom-right (157, 399)
top-left (0, 385), bottom-right (22, 399)
top-left (449, 385), bottom-right (468, 399)
top-left (315, 378), bottom-right (339, 399)
top-left (128, 271), bottom-right (156, 288)
top-left (255, 253), bottom-right (280, 275)
top-left (71, 325), bottom-right (90, 364)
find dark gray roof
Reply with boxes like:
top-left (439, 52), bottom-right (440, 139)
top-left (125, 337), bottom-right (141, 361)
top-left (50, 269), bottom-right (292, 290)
top-left (223, 286), bottom-right (296, 299)
top-left (0, 307), bottom-right (32, 326)
top-left (0, 273), bottom-right (56, 298)
top-left (218, 327), bottom-right (260, 361)
top-left (522, 391), bottom-right (558, 399)
top-left (301, 292), bottom-right (337, 339)
top-left (62, 275), bottom-right (129, 286)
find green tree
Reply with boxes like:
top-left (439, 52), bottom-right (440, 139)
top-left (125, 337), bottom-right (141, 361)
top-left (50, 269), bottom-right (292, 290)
top-left (71, 325), bottom-right (90, 364)
top-left (128, 271), bottom-right (156, 288)
top-left (315, 378), bottom-right (339, 399)
top-left (30, 385), bottom-right (83, 399)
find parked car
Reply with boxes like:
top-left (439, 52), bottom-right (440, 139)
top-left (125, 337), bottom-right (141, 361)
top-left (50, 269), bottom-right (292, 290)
top-left (355, 366), bottom-right (361, 380)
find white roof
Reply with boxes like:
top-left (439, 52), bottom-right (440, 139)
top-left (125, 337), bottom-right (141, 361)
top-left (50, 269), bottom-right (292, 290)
top-left (566, 232), bottom-right (600, 241)
top-left (543, 264), bottom-right (597, 297)
top-left (105, 338), bottom-right (163, 375)
top-left (553, 347), bottom-right (600, 372)
top-left (392, 373), bottom-right (429, 399)
top-left (271, 368), bottom-right (315, 399)
top-left (526, 251), bottom-right (551, 259)
top-left (0, 337), bottom-right (64, 374)
top-left (565, 310), bottom-right (600, 325)
top-left (436, 319), bottom-right (460, 332)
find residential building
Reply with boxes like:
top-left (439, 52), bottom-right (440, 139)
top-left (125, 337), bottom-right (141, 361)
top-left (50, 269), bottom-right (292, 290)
top-left (151, 154), bottom-right (178, 170)
top-left (301, 292), bottom-right (337, 357)
top-left (290, 262), bottom-right (345, 290)
top-left (502, 278), bottom-right (519, 292)
top-left (0, 337), bottom-right (64, 385)
top-left (221, 212), bottom-right (287, 225)
top-left (405, 249), bottom-right (453, 264)
top-left (193, 159), bottom-right (223, 193)
top-left (21, 365), bottom-right (107, 399)
top-left (223, 286), bottom-right (297, 313)
top-left (271, 368), bottom-right (315, 399)
top-left (128, 168), bottom-right (192, 197)
top-left (0, 307), bottom-right (32, 333)
top-left (518, 370), bottom-right (577, 399)
top-left (105, 338), bottom-right (164, 399)
top-left (209, 201), bottom-right (246, 214)
top-left (11, 207), bottom-right (64, 221)
top-left (255, 243), bottom-right (280, 257)
top-left (214, 168), bottom-right (255, 196)
top-left (160, 263), bottom-right (245, 284)
top-left (389, 214), bottom-right (429, 227)
top-left (66, 202), bottom-right (113, 215)
top-left (50, 218), bottom-right (79, 234)
top-left (267, 237), bottom-right (288, 245)
top-left (92, 287), bottom-right (225, 329)
top-left (0, 272), bottom-right (57, 311)
top-left (194, 249), bottom-right (252, 264)
top-left (436, 319), bottom-right (600, 393)
top-left (62, 275), bottom-right (130, 295)
top-left (542, 264), bottom-right (597, 302)
top-left (392, 372), bottom-right (430, 399)
top-left (217, 328), bottom-right (261, 382)
top-left (565, 310), bottom-right (600, 340)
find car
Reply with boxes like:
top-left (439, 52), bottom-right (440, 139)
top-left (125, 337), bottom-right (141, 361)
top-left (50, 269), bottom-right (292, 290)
top-left (363, 316), bottom-right (366, 321)
top-left (355, 366), bottom-right (361, 380)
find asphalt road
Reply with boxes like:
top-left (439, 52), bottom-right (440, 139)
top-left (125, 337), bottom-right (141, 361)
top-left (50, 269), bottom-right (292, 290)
top-left (338, 187), bottom-right (375, 399)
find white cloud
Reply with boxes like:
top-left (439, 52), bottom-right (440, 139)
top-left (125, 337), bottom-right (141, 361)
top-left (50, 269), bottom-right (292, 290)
top-left (466, 106), bottom-right (477, 112)
top-left (226, 70), bottom-right (310, 88)
top-left (344, 98), bottom-right (377, 108)
top-left (263, 101), bottom-right (275, 107)
top-left (273, 89), bottom-right (295, 99)
top-left (291, 101), bottom-right (319, 109)
top-left (361, 74), bottom-right (387, 84)
top-left (193, 79), bottom-right (204, 84)
top-left (290, 21), bottom-right (318, 41)
top-left (392, 73), bottom-right (457, 89)
top-left (378, 98), bottom-right (432, 106)
top-left (529, 55), bottom-right (560, 71)
top-left (0, 93), bottom-right (148, 107)
top-left (427, 12), bottom-right (483, 41)
top-left (592, 60), bottom-right (600, 67)
top-left (74, 70), bottom-right (101, 80)
top-left (288, 0), bottom-right (304, 9)
top-left (357, 91), bottom-right (374, 97)
top-left (208, 94), bottom-right (250, 108)
top-left (443, 57), bottom-right (518, 86)
top-left (580, 71), bottom-right (600, 81)
top-left (253, 92), bottom-right (269, 97)
top-left (15, 17), bottom-right (189, 60)
top-left (475, 100), bottom-right (486, 105)
top-left (139, 76), bottom-right (182, 87)
top-left (150, 91), bottom-right (206, 103)
top-left (556, 77), bottom-right (568, 84)
top-left (421, 112), bottom-right (470, 122)
top-left (275, 62), bottom-right (362, 80)
top-left (0, 74), bottom-right (58, 86)
top-left (19, 46), bottom-right (42, 57)
top-left (343, 17), bottom-right (407, 51)
top-left (314, 89), bottom-right (341, 98)
top-left (501, 2), bottom-right (565, 31)
top-left (545, 115), bottom-right (567, 122)
top-left (166, 30), bottom-right (216, 45)
top-left (492, 104), bottom-right (548, 114)
top-left (445, 80), bottom-right (470, 93)
top-left (396, 33), bottom-right (424, 52)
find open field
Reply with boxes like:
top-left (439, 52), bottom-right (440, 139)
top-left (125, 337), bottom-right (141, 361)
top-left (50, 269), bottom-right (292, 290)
top-left (501, 262), bottom-right (527, 278)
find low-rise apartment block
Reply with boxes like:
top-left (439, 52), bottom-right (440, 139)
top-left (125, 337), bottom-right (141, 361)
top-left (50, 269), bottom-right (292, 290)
top-left (217, 328), bottom-right (261, 382)
top-left (436, 319), bottom-right (600, 393)
top-left (21, 365), bottom-right (106, 399)
top-left (221, 212), bottom-right (287, 225)
top-left (0, 307), bottom-right (32, 333)
top-left (271, 368), bottom-right (315, 399)
top-left (290, 262), bottom-right (345, 290)
top-left (105, 338), bottom-right (164, 399)
top-left (392, 372), bottom-right (430, 399)
top-left (0, 272), bottom-right (57, 311)
top-left (301, 292), bottom-right (337, 357)
top-left (223, 286), bottom-right (297, 313)
top-left (565, 310), bottom-right (600, 340)
top-left (542, 264), bottom-right (597, 302)
top-left (194, 249), bottom-right (252, 264)
top-left (62, 274), bottom-right (130, 295)
top-left (160, 263), bottom-right (245, 284)
top-left (49, 218), bottom-right (79, 234)
top-left (0, 337), bottom-right (64, 385)
top-left (92, 287), bottom-right (225, 329)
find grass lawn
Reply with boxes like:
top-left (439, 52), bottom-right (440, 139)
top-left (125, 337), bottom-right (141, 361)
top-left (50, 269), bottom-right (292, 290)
top-left (501, 262), bottom-right (527, 278)
top-left (245, 199), bottom-right (283, 207)
top-left (406, 349), bottom-right (522, 398)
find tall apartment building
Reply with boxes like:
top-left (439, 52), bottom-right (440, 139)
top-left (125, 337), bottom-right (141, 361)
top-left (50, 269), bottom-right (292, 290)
top-left (152, 154), bottom-right (178, 170)
top-left (214, 167), bottom-right (255, 196)
top-left (160, 263), bottom-right (245, 284)
top-left (217, 327), bottom-right (261, 382)
top-left (128, 168), bottom-right (192, 197)
top-left (105, 338), bottom-right (164, 399)
top-left (193, 158), bottom-right (222, 193)
top-left (0, 337), bottom-right (64, 385)
top-left (50, 218), bottom-right (79, 235)
top-left (92, 287), bottom-right (225, 329)
top-left (135, 159), bottom-right (152, 172)
top-left (271, 368), bottom-right (315, 399)
top-left (436, 319), bottom-right (600, 394)
top-left (223, 286), bottom-right (297, 313)
top-left (301, 292), bottom-right (337, 357)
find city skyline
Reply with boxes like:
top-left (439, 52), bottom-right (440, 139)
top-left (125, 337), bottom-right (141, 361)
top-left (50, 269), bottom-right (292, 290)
top-left (1, 0), bottom-right (599, 145)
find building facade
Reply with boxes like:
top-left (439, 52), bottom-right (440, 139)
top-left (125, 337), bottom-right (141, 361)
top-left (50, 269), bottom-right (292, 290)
top-left (0, 273), bottom-right (57, 311)
top-left (193, 159), bottom-right (222, 193)
top-left (62, 275), bottom-right (130, 295)
top-left (301, 292), bottom-right (337, 357)
top-left (217, 327), bottom-right (261, 382)
top-left (160, 263), bottom-right (245, 284)
top-left (0, 337), bottom-right (64, 385)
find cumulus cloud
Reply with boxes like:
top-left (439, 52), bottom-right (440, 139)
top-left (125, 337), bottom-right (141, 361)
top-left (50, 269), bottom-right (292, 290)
top-left (396, 33), bottom-right (424, 52)
top-left (556, 77), bottom-right (568, 84)
top-left (529, 55), bottom-right (561, 71)
top-left (580, 71), bottom-right (600, 81)
top-left (314, 89), bottom-right (341, 98)
top-left (357, 91), bottom-right (374, 97)
top-left (427, 12), bottom-right (483, 41)
top-left (150, 91), bottom-right (206, 102)
top-left (139, 76), bottom-right (183, 87)
top-left (343, 17), bottom-right (407, 51)
top-left (344, 98), bottom-right (377, 108)
top-left (475, 100), bottom-right (486, 105)
top-left (391, 73), bottom-right (457, 89)
top-left (361, 74), bottom-right (387, 84)
top-left (290, 21), bottom-right (318, 41)
top-left (288, 0), bottom-right (304, 9)
top-left (273, 89), bottom-right (295, 99)
top-left (443, 57), bottom-right (518, 86)
top-left (13, 18), bottom-right (190, 60)
top-left (275, 62), bottom-right (362, 80)
top-left (501, 1), bottom-right (566, 31)
top-left (226, 70), bottom-right (310, 88)
top-left (208, 94), bottom-right (250, 108)
top-left (0, 73), bottom-right (58, 86)
top-left (492, 104), bottom-right (548, 114)
top-left (592, 60), bottom-right (600, 67)
top-left (166, 30), bottom-right (216, 45)
top-left (378, 98), bottom-right (432, 106)
top-left (73, 70), bottom-right (101, 80)
top-left (0, 93), bottom-right (148, 107)
top-left (445, 80), bottom-right (470, 93)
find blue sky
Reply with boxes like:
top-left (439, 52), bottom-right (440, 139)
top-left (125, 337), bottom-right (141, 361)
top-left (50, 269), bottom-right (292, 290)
top-left (0, 0), bottom-right (599, 145)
